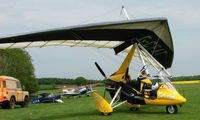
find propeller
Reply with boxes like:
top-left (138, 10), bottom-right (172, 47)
top-left (95, 62), bottom-right (107, 79)
top-left (94, 62), bottom-right (107, 98)
top-left (125, 67), bottom-right (129, 81)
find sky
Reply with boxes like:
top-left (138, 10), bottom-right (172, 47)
top-left (0, 0), bottom-right (200, 80)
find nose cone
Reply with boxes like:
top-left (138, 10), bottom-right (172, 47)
top-left (177, 95), bottom-right (187, 104)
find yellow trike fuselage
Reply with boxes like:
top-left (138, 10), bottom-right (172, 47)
top-left (144, 84), bottom-right (186, 105)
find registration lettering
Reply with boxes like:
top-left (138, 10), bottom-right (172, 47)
top-left (95, 96), bottom-right (104, 109)
top-left (159, 92), bottom-right (176, 100)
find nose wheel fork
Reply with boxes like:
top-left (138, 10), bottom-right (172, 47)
top-left (166, 105), bottom-right (178, 114)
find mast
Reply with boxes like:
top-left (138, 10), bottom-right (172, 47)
top-left (121, 5), bottom-right (130, 20)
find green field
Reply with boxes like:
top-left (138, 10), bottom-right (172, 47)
top-left (0, 84), bottom-right (200, 120)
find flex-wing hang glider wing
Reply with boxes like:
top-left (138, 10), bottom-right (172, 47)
top-left (0, 18), bottom-right (173, 68)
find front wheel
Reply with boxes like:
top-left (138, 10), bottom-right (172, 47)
top-left (21, 96), bottom-right (29, 108)
top-left (166, 105), bottom-right (178, 114)
top-left (101, 112), bottom-right (112, 116)
top-left (4, 97), bottom-right (15, 109)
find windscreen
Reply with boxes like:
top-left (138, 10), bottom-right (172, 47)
top-left (138, 44), bottom-right (177, 92)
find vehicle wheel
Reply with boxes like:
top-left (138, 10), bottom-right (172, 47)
top-left (21, 96), bottom-right (29, 108)
top-left (1, 105), bottom-right (6, 109)
top-left (101, 112), bottom-right (112, 116)
top-left (2, 101), bottom-right (8, 109)
top-left (130, 107), bottom-right (139, 111)
top-left (7, 97), bottom-right (15, 109)
top-left (166, 105), bottom-right (178, 114)
top-left (135, 108), bottom-right (139, 111)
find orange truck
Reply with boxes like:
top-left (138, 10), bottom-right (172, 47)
top-left (0, 76), bottom-right (29, 109)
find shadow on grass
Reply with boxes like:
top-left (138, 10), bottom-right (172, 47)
top-left (28, 110), bottom-right (98, 120)
top-left (0, 105), bottom-right (23, 110)
top-left (114, 108), bottom-right (166, 115)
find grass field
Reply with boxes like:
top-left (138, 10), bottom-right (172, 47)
top-left (0, 84), bottom-right (200, 120)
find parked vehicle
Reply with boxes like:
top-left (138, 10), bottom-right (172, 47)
top-left (0, 76), bottom-right (29, 109)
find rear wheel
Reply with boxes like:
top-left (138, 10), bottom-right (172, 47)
top-left (4, 97), bottom-right (15, 109)
top-left (135, 108), bottom-right (139, 111)
top-left (1, 104), bottom-right (6, 109)
top-left (10, 97), bottom-right (15, 109)
top-left (166, 105), bottom-right (178, 114)
top-left (130, 107), bottom-right (140, 111)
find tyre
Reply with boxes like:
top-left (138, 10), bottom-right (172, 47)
top-left (21, 96), bottom-right (29, 108)
top-left (135, 108), bottom-right (139, 111)
top-left (130, 107), bottom-right (139, 111)
top-left (5, 97), bottom-right (15, 109)
top-left (101, 112), bottom-right (112, 116)
top-left (166, 105), bottom-right (178, 114)
top-left (2, 101), bottom-right (8, 109)
top-left (1, 104), bottom-right (6, 109)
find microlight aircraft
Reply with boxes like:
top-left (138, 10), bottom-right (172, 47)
top-left (56, 83), bottom-right (99, 98)
top-left (0, 17), bottom-right (186, 114)
top-left (93, 44), bottom-right (186, 115)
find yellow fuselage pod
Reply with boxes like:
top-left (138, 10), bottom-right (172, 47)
top-left (144, 84), bottom-right (187, 105)
top-left (109, 45), bottom-right (136, 83)
top-left (93, 92), bottom-right (113, 114)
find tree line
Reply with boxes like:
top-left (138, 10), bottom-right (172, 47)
top-left (38, 77), bottom-right (102, 86)
top-left (170, 75), bottom-right (200, 81)
top-left (148, 75), bottom-right (200, 83)
top-left (38, 75), bottom-right (200, 86)
top-left (0, 49), bottom-right (39, 93)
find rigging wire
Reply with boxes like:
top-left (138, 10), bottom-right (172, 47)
top-left (89, 47), bottom-right (124, 64)
top-left (79, 6), bottom-right (121, 24)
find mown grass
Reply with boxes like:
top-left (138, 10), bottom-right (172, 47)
top-left (0, 84), bottom-right (200, 120)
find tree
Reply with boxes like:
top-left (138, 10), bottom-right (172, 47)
top-left (51, 82), bottom-right (56, 90)
top-left (0, 49), bottom-right (39, 93)
top-left (75, 77), bottom-right (87, 86)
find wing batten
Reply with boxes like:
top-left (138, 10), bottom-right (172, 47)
top-left (23, 42), bottom-right (33, 49)
top-left (40, 41), bottom-right (49, 48)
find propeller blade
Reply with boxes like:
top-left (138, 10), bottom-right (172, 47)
top-left (94, 62), bottom-right (107, 98)
top-left (95, 62), bottom-right (107, 79)
top-left (125, 67), bottom-right (129, 81)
